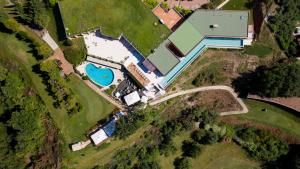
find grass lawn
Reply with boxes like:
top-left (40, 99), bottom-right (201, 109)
top-left (237, 99), bottom-right (300, 138)
top-left (59, 0), bottom-right (171, 56)
top-left (159, 131), bottom-right (260, 169)
top-left (223, 0), bottom-right (253, 24)
top-left (223, 0), bottom-right (252, 10)
top-left (64, 74), bottom-right (115, 142)
top-left (244, 43), bottom-right (272, 57)
top-left (62, 37), bottom-right (87, 66)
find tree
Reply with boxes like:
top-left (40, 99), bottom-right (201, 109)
top-left (200, 130), bottom-right (219, 145)
top-left (182, 140), bottom-right (202, 158)
top-left (191, 129), bottom-right (206, 143)
top-left (257, 63), bottom-right (300, 97)
top-left (0, 65), bottom-right (8, 81)
top-left (174, 157), bottom-right (191, 169)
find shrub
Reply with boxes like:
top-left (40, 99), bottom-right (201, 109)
top-left (235, 127), bottom-right (289, 161)
top-left (174, 157), bottom-right (191, 169)
top-left (191, 129), bottom-right (206, 143)
top-left (82, 76), bottom-right (88, 80)
top-left (159, 137), bottom-right (177, 157)
top-left (182, 140), bottom-right (202, 158)
top-left (192, 64), bottom-right (225, 86)
top-left (201, 130), bottom-right (220, 145)
top-left (174, 6), bottom-right (192, 16)
top-left (144, 0), bottom-right (159, 9)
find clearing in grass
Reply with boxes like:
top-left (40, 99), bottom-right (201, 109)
top-left (59, 0), bottom-right (171, 56)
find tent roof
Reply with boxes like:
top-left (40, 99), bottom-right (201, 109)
top-left (90, 129), bottom-right (108, 145)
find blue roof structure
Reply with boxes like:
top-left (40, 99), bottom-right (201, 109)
top-left (102, 112), bottom-right (125, 137)
top-left (102, 119), bottom-right (116, 137)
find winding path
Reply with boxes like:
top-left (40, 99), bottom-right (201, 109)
top-left (150, 85), bottom-right (248, 116)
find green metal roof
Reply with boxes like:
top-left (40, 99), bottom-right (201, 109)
top-left (168, 10), bottom-right (249, 55)
top-left (147, 40), bottom-right (179, 75)
top-left (188, 10), bottom-right (249, 38)
top-left (168, 22), bottom-right (203, 55)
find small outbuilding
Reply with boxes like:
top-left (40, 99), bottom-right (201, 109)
top-left (90, 129), bottom-right (109, 145)
top-left (124, 91), bottom-right (141, 106)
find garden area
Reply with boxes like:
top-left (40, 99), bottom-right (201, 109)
top-left (59, 0), bottom-right (171, 55)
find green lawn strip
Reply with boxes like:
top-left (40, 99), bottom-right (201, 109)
top-left (223, 0), bottom-right (252, 10)
top-left (62, 37), bottom-right (87, 66)
top-left (212, 0), bottom-right (226, 7)
top-left (237, 99), bottom-right (300, 138)
top-left (244, 43), bottom-right (272, 57)
top-left (159, 130), bottom-right (260, 169)
top-left (65, 74), bottom-right (115, 141)
top-left (59, 0), bottom-right (170, 56)
top-left (223, 0), bottom-right (253, 25)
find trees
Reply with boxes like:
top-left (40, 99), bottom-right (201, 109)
top-left (268, 0), bottom-right (300, 57)
top-left (182, 140), bottom-right (202, 158)
top-left (15, 0), bottom-right (49, 29)
top-left (40, 61), bottom-right (82, 115)
top-left (115, 111), bottom-right (148, 139)
top-left (174, 157), bottom-right (191, 169)
top-left (235, 127), bottom-right (289, 161)
top-left (257, 63), bottom-right (300, 97)
top-left (0, 61), bottom-right (47, 168)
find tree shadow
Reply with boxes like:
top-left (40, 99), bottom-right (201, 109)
top-left (231, 66), bottom-right (267, 98)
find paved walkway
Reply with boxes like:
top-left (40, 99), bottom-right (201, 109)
top-left (150, 85), bottom-right (248, 116)
top-left (216, 0), bottom-right (230, 9)
top-left (42, 31), bottom-right (59, 50)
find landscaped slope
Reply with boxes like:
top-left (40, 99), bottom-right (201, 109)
top-left (59, 0), bottom-right (171, 55)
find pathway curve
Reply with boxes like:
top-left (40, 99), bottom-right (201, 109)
top-left (150, 85), bottom-right (248, 116)
top-left (216, 0), bottom-right (230, 9)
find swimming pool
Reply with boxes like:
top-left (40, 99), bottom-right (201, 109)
top-left (85, 63), bottom-right (114, 87)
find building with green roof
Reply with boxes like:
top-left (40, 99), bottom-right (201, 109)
top-left (143, 10), bottom-right (250, 76)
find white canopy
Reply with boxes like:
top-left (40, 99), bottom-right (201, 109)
top-left (90, 129), bottom-right (108, 145)
top-left (124, 91), bottom-right (141, 106)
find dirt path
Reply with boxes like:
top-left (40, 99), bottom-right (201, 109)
top-left (150, 85), bottom-right (248, 116)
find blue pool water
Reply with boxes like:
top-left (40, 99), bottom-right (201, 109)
top-left (85, 64), bottom-right (114, 87)
top-left (159, 38), bottom-right (243, 88)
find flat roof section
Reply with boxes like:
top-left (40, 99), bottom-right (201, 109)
top-left (168, 21), bottom-right (204, 55)
top-left (147, 40), bottom-right (180, 75)
top-left (153, 6), bottom-right (182, 30)
top-left (188, 10), bottom-right (249, 38)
